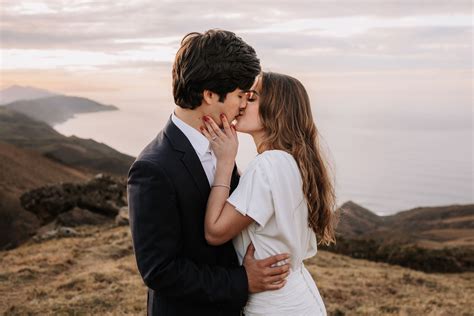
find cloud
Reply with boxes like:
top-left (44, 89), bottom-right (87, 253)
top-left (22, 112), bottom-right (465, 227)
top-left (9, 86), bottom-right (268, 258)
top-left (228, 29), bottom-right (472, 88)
top-left (243, 26), bottom-right (472, 74)
top-left (1, 0), bottom-right (472, 116)
top-left (1, 0), bottom-right (472, 51)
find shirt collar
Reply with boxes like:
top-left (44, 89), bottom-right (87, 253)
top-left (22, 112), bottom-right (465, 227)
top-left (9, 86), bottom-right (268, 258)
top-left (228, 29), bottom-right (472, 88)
top-left (171, 112), bottom-right (211, 157)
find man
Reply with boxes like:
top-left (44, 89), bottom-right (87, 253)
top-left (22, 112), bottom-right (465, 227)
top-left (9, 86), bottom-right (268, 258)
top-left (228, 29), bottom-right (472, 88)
top-left (127, 30), bottom-right (290, 316)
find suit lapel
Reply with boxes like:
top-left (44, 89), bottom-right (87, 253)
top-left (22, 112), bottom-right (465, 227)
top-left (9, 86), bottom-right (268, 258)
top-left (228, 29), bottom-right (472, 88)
top-left (163, 118), bottom-right (210, 201)
top-left (181, 151), bottom-right (211, 200)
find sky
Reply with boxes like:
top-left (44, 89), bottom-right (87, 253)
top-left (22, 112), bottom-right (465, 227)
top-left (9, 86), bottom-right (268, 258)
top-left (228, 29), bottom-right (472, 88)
top-left (1, 0), bottom-right (472, 213)
top-left (1, 0), bottom-right (472, 130)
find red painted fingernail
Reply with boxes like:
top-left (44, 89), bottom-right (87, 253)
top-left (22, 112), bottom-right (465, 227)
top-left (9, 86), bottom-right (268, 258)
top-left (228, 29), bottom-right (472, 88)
top-left (220, 113), bottom-right (225, 118)
top-left (203, 116), bottom-right (209, 121)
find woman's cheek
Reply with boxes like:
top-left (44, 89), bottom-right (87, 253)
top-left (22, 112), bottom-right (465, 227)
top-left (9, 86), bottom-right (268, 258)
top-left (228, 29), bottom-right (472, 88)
top-left (235, 119), bottom-right (245, 132)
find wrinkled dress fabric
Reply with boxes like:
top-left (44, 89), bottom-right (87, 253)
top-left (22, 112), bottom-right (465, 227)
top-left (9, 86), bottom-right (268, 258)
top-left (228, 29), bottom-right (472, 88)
top-left (228, 150), bottom-right (327, 316)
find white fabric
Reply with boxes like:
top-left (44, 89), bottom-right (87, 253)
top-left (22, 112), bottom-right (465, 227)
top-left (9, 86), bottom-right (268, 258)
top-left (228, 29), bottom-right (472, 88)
top-left (171, 112), bottom-right (216, 185)
top-left (227, 150), bottom-right (327, 316)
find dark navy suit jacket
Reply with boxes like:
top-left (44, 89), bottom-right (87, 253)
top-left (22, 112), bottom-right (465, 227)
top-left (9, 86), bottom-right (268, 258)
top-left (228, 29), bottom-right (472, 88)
top-left (127, 118), bottom-right (248, 315)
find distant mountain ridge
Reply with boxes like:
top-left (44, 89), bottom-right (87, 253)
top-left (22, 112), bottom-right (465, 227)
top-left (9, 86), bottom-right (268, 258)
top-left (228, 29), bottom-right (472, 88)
top-left (0, 85), bottom-right (57, 105)
top-left (3, 95), bottom-right (118, 125)
top-left (0, 107), bottom-right (134, 176)
top-left (0, 85), bottom-right (118, 125)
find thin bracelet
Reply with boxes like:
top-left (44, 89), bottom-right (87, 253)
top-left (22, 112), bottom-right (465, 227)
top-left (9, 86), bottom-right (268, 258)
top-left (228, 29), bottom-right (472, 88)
top-left (212, 184), bottom-right (230, 190)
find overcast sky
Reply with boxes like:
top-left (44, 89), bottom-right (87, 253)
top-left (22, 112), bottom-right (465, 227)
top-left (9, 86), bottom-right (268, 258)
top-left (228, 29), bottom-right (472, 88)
top-left (0, 0), bottom-right (472, 129)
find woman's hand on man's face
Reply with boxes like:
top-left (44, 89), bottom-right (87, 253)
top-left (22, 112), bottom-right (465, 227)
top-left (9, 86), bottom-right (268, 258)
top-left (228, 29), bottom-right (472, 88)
top-left (201, 114), bottom-right (238, 165)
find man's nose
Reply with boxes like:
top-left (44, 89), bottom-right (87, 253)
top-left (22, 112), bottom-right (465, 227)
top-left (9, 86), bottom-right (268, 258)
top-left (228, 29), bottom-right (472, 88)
top-left (240, 96), bottom-right (248, 108)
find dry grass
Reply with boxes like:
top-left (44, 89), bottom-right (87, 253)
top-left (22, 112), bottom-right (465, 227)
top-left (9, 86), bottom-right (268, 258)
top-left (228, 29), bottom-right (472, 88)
top-left (0, 224), bottom-right (145, 315)
top-left (307, 253), bottom-right (473, 316)
top-left (0, 224), bottom-right (472, 316)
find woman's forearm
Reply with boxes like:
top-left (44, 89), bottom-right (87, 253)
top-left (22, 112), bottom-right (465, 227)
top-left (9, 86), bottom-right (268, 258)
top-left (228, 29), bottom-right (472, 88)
top-left (205, 161), bottom-right (234, 231)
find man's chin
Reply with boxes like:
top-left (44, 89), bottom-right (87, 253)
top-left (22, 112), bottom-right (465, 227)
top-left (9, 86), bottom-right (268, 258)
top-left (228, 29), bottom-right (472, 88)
top-left (233, 119), bottom-right (244, 132)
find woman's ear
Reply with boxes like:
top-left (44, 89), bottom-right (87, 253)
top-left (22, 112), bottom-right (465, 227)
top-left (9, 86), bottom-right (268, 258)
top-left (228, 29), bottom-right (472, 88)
top-left (202, 89), bottom-right (215, 105)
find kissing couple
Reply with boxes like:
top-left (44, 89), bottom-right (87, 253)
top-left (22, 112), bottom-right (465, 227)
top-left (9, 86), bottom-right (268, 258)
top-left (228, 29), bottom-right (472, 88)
top-left (127, 29), bottom-right (336, 316)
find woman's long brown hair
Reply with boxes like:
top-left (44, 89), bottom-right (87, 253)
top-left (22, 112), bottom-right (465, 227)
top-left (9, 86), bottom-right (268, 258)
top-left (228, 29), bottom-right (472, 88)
top-left (257, 72), bottom-right (336, 245)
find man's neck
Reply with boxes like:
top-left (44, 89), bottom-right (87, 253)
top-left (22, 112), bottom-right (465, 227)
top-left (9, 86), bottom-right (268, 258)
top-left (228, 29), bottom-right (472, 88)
top-left (174, 107), bottom-right (204, 132)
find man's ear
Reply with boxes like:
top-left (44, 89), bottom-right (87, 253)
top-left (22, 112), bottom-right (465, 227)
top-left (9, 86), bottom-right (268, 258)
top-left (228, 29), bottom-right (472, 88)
top-left (202, 89), bottom-right (216, 105)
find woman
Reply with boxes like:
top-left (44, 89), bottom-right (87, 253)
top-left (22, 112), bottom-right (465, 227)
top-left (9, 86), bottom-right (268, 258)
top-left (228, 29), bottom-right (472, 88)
top-left (201, 72), bottom-right (336, 315)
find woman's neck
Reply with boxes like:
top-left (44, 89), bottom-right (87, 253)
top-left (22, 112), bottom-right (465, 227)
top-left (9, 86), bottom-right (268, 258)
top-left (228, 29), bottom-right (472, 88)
top-left (251, 130), bottom-right (267, 154)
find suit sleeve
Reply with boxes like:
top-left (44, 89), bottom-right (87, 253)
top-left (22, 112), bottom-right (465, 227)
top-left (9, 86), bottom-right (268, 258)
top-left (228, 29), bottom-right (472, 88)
top-left (127, 159), bottom-right (248, 307)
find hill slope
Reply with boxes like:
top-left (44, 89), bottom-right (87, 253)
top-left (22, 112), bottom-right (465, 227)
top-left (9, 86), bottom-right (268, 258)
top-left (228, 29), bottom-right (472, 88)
top-left (327, 201), bottom-right (474, 272)
top-left (0, 224), bottom-right (471, 315)
top-left (0, 107), bottom-right (134, 176)
top-left (0, 141), bottom-right (90, 250)
top-left (337, 201), bottom-right (474, 248)
top-left (334, 201), bottom-right (384, 238)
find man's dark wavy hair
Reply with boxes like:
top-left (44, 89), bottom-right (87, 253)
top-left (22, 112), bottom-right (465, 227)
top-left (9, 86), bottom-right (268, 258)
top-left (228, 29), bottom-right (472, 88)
top-left (172, 29), bottom-right (261, 109)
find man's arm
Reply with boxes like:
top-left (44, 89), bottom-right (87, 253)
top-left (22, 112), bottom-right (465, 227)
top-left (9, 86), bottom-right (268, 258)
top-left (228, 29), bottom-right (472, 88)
top-left (128, 159), bottom-right (248, 307)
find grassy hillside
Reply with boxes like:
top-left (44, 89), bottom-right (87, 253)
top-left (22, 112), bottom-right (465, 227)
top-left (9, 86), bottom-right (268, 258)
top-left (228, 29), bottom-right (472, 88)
top-left (0, 224), bottom-right (471, 315)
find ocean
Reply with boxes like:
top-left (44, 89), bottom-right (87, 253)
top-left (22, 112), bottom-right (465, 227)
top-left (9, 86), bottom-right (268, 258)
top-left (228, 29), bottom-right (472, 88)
top-left (54, 106), bottom-right (473, 216)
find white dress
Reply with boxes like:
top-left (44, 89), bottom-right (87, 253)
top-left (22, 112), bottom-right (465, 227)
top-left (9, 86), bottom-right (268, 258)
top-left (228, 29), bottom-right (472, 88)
top-left (227, 150), bottom-right (327, 316)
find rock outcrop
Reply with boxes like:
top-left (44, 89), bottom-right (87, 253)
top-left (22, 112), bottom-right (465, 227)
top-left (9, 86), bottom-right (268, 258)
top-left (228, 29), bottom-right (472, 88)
top-left (115, 207), bottom-right (130, 226)
top-left (57, 207), bottom-right (111, 227)
top-left (20, 174), bottom-right (127, 224)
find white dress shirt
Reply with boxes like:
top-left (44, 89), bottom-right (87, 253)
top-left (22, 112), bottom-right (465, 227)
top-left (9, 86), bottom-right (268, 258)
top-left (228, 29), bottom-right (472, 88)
top-left (171, 113), bottom-right (216, 186)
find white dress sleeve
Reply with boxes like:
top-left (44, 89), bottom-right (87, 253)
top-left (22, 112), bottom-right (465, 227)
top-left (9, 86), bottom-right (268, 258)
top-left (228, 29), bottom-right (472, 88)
top-left (227, 158), bottom-right (274, 227)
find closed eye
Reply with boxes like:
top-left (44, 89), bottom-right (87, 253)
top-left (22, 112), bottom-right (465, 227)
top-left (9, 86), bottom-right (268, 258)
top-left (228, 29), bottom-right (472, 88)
top-left (246, 91), bottom-right (257, 102)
